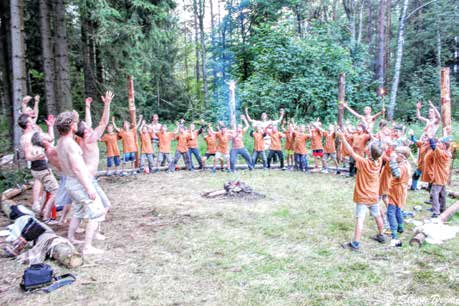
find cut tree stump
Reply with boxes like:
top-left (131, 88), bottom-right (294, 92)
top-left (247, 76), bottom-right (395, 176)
top-left (409, 232), bottom-right (427, 247)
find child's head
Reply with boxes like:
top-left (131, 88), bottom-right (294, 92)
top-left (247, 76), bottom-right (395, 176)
top-left (161, 124), bottom-right (168, 132)
top-left (428, 108), bottom-right (435, 119)
top-left (364, 106), bottom-right (372, 115)
top-left (395, 146), bottom-right (410, 162)
top-left (189, 123), bottom-right (195, 130)
top-left (299, 125), bottom-right (305, 133)
top-left (369, 141), bottom-right (383, 161)
top-left (328, 124), bottom-right (335, 132)
top-left (18, 114), bottom-right (32, 130)
top-left (357, 123), bottom-right (366, 133)
top-left (379, 119), bottom-right (388, 130)
top-left (179, 125), bottom-right (186, 133)
top-left (261, 112), bottom-right (268, 121)
top-left (107, 123), bottom-right (114, 133)
top-left (288, 123), bottom-right (294, 132)
top-left (123, 121), bottom-right (130, 130)
top-left (272, 125), bottom-right (278, 132)
top-left (256, 126), bottom-right (263, 133)
top-left (151, 114), bottom-right (159, 122)
top-left (75, 120), bottom-right (92, 138)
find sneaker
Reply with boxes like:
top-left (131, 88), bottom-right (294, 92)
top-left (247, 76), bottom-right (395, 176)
top-left (44, 219), bottom-right (59, 225)
top-left (106, 171), bottom-right (112, 176)
top-left (281, 167), bottom-right (287, 171)
top-left (390, 239), bottom-right (402, 247)
top-left (341, 242), bottom-right (360, 252)
top-left (121, 172), bottom-right (129, 177)
top-left (153, 169), bottom-right (160, 173)
top-left (431, 213), bottom-right (439, 218)
top-left (397, 227), bottom-right (404, 234)
top-left (371, 234), bottom-right (387, 243)
top-left (424, 200), bottom-right (432, 205)
top-left (336, 170), bottom-right (341, 175)
top-left (321, 169), bottom-right (329, 174)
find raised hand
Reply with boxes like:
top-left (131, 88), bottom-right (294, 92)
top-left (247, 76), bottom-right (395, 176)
top-left (101, 91), bottom-right (114, 104)
top-left (85, 97), bottom-right (93, 106)
top-left (34, 95), bottom-right (40, 103)
top-left (416, 101), bottom-right (422, 110)
top-left (45, 114), bottom-right (55, 127)
top-left (408, 129), bottom-right (414, 136)
top-left (22, 96), bottom-right (32, 104)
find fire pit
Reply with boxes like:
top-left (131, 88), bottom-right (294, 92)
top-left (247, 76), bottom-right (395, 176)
top-left (202, 180), bottom-right (265, 200)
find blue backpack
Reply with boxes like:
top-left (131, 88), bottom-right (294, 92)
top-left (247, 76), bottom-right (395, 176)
top-left (20, 264), bottom-right (76, 292)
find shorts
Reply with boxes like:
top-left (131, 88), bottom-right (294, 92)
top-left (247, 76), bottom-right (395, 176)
top-left (205, 153), bottom-right (216, 159)
top-left (286, 150), bottom-right (294, 155)
top-left (31, 169), bottom-right (58, 193)
top-left (65, 177), bottom-right (105, 221)
top-left (107, 156), bottom-right (121, 167)
top-left (215, 152), bottom-right (229, 161)
top-left (123, 152), bottom-right (136, 162)
top-left (93, 179), bottom-right (111, 209)
top-left (355, 203), bottom-right (380, 219)
top-left (56, 176), bottom-right (72, 207)
top-left (324, 153), bottom-right (337, 161)
top-left (312, 149), bottom-right (324, 157)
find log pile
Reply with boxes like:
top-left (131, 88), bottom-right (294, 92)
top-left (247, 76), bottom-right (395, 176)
top-left (0, 186), bottom-right (83, 268)
top-left (202, 180), bottom-right (264, 200)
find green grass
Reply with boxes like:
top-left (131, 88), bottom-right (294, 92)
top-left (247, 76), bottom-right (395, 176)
top-left (2, 170), bottom-right (457, 305)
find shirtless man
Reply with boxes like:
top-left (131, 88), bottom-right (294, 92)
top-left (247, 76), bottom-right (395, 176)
top-left (75, 92), bottom-right (114, 237)
top-left (56, 111), bottom-right (106, 255)
top-left (148, 114), bottom-right (162, 157)
top-left (341, 102), bottom-right (384, 133)
top-left (416, 100), bottom-right (441, 138)
top-left (245, 107), bottom-right (285, 153)
top-left (19, 113), bottom-right (59, 222)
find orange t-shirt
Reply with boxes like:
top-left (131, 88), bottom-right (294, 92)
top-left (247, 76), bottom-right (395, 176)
top-left (421, 150), bottom-right (434, 182)
top-left (388, 162), bottom-right (410, 208)
top-left (353, 155), bottom-right (382, 205)
top-left (341, 135), bottom-right (353, 157)
top-left (204, 134), bottom-right (217, 154)
top-left (431, 149), bottom-right (451, 186)
top-left (176, 133), bottom-right (190, 153)
top-left (323, 131), bottom-right (336, 154)
top-left (187, 130), bottom-right (200, 149)
top-left (285, 132), bottom-right (294, 151)
top-left (100, 133), bottom-right (120, 157)
top-left (156, 132), bottom-right (175, 153)
top-left (252, 132), bottom-right (265, 152)
top-left (231, 130), bottom-right (245, 149)
top-left (140, 132), bottom-right (154, 154)
top-left (310, 129), bottom-right (323, 150)
top-left (416, 141), bottom-right (429, 171)
top-left (352, 132), bottom-right (371, 157)
top-left (216, 132), bottom-right (231, 154)
top-left (118, 128), bottom-right (137, 153)
top-left (293, 133), bottom-right (309, 155)
top-left (269, 132), bottom-right (284, 151)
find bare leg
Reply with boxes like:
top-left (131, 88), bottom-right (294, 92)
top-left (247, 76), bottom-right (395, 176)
top-left (94, 222), bottom-right (106, 241)
top-left (82, 220), bottom-right (104, 255)
top-left (353, 216), bottom-right (365, 243)
top-left (58, 205), bottom-right (71, 225)
top-left (32, 179), bottom-right (43, 211)
top-left (68, 216), bottom-right (83, 244)
top-left (374, 215), bottom-right (384, 234)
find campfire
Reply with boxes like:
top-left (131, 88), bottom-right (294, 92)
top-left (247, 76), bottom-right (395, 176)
top-left (202, 180), bottom-right (264, 200)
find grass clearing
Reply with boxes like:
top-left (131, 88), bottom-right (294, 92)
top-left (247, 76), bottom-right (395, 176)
top-left (0, 170), bottom-right (458, 305)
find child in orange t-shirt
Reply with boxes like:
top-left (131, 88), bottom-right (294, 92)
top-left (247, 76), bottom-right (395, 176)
top-left (169, 123), bottom-right (191, 172)
top-left (386, 147), bottom-right (411, 246)
top-left (250, 126), bottom-right (267, 169)
top-left (155, 124), bottom-right (175, 172)
top-left (113, 118), bottom-right (139, 176)
top-left (201, 124), bottom-right (217, 172)
top-left (266, 125), bottom-right (285, 169)
top-left (429, 137), bottom-right (452, 218)
top-left (338, 130), bottom-right (385, 251)
top-left (310, 121), bottom-right (326, 172)
top-left (293, 125), bottom-right (310, 172)
top-left (283, 122), bottom-right (295, 170)
top-left (323, 124), bottom-right (339, 174)
top-left (215, 124), bottom-right (232, 171)
top-left (187, 123), bottom-right (203, 170)
top-left (100, 123), bottom-right (121, 175)
top-left (139, 121), bottom-right (154, 173)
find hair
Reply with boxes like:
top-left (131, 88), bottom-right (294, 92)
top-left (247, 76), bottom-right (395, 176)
top-left (369, 141), bottom-right (383, 161)
top-left (31, 132), bottom-right (44, 148)
top-left (18, 114), bottom-right (30, 129)
top-left (395, 146), bottom-right (411, 159)
top-left (56, 111), bottom-right (76, 135)
top-left (378, 119), bottom-right (388, 129)
top-left (75, 121), bottom-right (85, 138)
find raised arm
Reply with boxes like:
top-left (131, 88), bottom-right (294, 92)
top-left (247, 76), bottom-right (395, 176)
top-left (241, 115), bottom-right (249, 132)
top-left (33, 95), bottom-right (40, 124)
top-left (112, 116), bottom-right (120, 132)
top-left (372, 109), bottom-right (384, 121)
top-left (428, 100), bottom-right (441, 123)
top-left (89, 91), bottom-right (114, 142)
top-left (341, 101), bottom-right (364, 120)
top-left (44, 115), bottom-right (55, 143)
top-left (85, 97), bottom-right (93, 128)
top-left (244, 107), bottom-right (254, 123)
top-left (272, 108), bottom-right (285, 125)
top-left (337, 130), bottom-right (359, 161)
top-left (416, 101), bottom-right (429, 123)
top-left (136, 114), bottom-right (144, 130)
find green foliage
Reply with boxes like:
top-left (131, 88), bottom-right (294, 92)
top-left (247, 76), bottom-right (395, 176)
top-left (0, 168), bottom-right (32, 193)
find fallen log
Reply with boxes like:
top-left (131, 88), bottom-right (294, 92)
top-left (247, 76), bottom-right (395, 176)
top-left (409, 232), bottom-right (427, 247)
top-left (1, 188), bottom-right (84, 268)
top-left (440, 201), bottom-right (459, 223)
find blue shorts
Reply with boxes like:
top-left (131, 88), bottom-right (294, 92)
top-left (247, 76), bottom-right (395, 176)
top-left (123, 152), bottom-right (136, 162)
top-left (107, 156), bottom-right (121, 167)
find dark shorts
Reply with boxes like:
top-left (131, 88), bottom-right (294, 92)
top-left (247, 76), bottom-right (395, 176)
top-left (107, 156), bottom-right (121, 167)
top-left (205, 153), bottom-right (216, 159)
top-left (312, 149), bottom-right (324, 157)
top-left (123, 152), bottom-right (136, 162)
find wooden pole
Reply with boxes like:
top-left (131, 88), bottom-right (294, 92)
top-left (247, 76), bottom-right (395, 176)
top-left (127, 75), bottom-right (139, 167)
top-left (440, 67), bottom-right (451, 135)
top-left (337, 73), bottom-right (345, 163)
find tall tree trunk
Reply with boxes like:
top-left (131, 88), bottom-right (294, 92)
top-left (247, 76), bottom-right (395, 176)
top-left (367, 1), bottom-right (375, 69)
top-left (343, 0), bottom-right (356, 47)
top-left (295, 5), bottom-right (302, 37)
top-left (388, 0), bottom-right (408, 120)
top-left (39, 0), bottom-right (58, 115)
top-left (333, 0), bottom-right (338, 21)
top-left (0, 0), bottom-right (14, 148)
top-left (95, 42), bottom-right (104, 88)
top-left (10, 0), bottom-right (26, 150)
top-left (384, 0), bottom-right (392, 84)
top-left (376, 0), bottom-right (386, 91)
top-left (198, 0), bottom-right (208, 107)
top-left (356, 0), bottom-right (364, 45)
top-left (54, 0), bottom-right (72, 112)
top-left (440, 68), bottom-right (451, 135)
top-left (80, 7), bottom-right (97, 99)
top-left (192, 0), bottom-right (200, 88)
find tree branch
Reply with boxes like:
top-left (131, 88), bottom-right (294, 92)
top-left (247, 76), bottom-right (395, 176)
top-left (405, 0), bottom-right (438, 21)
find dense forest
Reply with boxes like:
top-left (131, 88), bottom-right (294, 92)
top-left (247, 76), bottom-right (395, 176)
top-left (0, 0), bottom-right (458, 150)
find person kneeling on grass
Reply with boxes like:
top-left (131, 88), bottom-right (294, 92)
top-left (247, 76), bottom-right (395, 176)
top-left (337, 130), bottom-right (386, 251)
top-left (387, 147), bottom-right (411, 247)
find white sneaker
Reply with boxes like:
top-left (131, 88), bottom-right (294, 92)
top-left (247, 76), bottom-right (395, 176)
top-left (390, 239), bottom-right (402, 247)
top-left (321, 169), bottom-right (329, 174)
